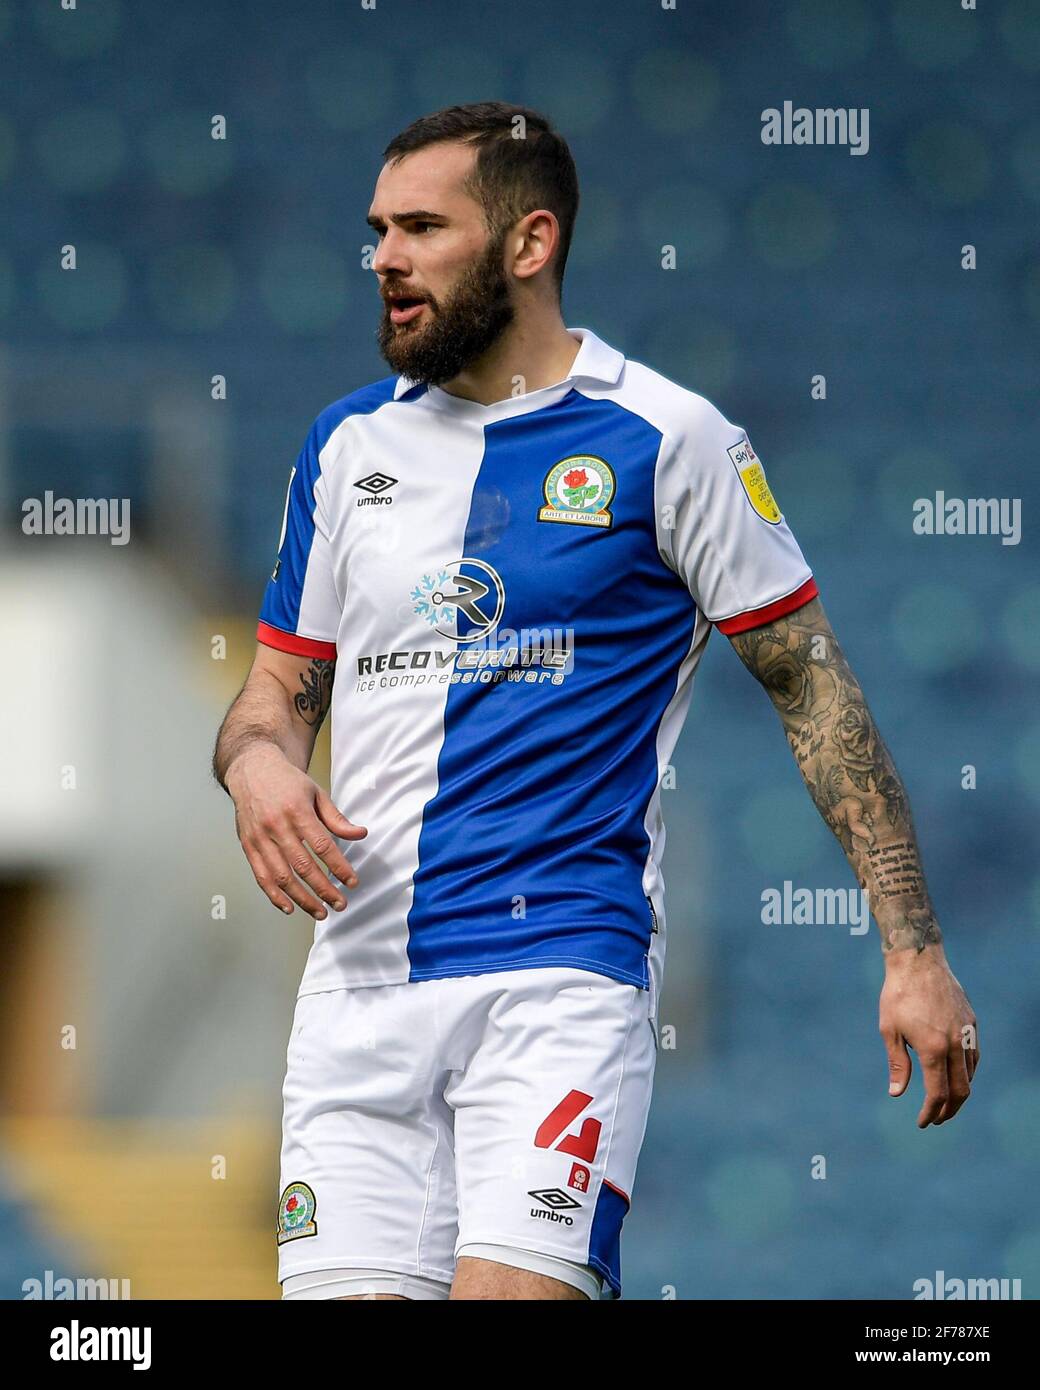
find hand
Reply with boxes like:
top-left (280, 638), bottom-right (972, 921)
top-left (879, 942), bottom-right (979, 1126)
top-left (226, 744), bottom-right (367, 920)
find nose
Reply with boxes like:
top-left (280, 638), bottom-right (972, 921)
top-left (372, 226), bottom-right (410, 280)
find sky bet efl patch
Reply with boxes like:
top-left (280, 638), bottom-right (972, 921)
top-left (538, 454), bottom-right (615, 528)
top-left (727, 436), bottom-right (781, 524)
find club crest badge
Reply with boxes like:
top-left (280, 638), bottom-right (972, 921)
top-left (277, 1181), bottom-right (317, 1244)
top-left (538, 455), bottom-right (615, 529)
top-left (727, 436), bottom-right (781, 524)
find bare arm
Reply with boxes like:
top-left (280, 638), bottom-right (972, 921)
top-left (728, 595), bottom-right (978, 1125)
top-left (212, 644), bottom-right (366, 919)
top-left (212, 644), bottom-right (334, 790)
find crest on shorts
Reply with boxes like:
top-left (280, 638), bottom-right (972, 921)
top-left (277, 1181), bottom-right (317, 1244)
top-left (727, 436), bottom-right (781, 524)
top-left (538, 455), bottom-right (615, 528)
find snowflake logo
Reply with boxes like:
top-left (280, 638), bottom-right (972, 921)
top-left (411, 569), bottom-right (454, 627)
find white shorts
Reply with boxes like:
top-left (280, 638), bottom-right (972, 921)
top-left (276, 966), bottom-right (658, 1300)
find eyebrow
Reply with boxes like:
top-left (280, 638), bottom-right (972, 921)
top-left (366, 209), bottom-right (447, 230)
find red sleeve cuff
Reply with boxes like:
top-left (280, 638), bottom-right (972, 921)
top-left (713, 577), bottom-right (819, 635)
top-left (256, 621), bottom-right (337, 659)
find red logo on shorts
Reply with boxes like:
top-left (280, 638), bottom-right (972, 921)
top-left (534, 1089), bottom-right (602, 1163)
top-left (568, 1163), bottom-right (591, 1192)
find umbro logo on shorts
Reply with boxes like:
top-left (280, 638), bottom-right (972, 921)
top-left (528, 1188), bottom-right (582, 1225)
top-left (529, 1187), bottom-right (582, 1210)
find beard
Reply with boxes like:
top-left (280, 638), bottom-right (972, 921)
top-left (376, 230), bottom-right (516, 387)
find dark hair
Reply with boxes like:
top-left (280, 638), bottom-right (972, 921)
top-left (383, 102), bottom-right (579, 295)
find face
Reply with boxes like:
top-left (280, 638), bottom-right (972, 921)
top-left (368, 142), bottom-right (516, 386)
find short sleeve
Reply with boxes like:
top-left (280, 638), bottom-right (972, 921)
top-left (655, 397), bottom-right (817, 633)
top-left (256, 418), bottom-right (340, 658)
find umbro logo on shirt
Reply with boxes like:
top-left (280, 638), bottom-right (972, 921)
top-left (354, 472), bottom-right (398, 506)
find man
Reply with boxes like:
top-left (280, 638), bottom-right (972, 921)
top-left (212, 102), bottom-right (978, 1302)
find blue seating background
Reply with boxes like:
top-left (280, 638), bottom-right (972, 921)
top-left (3, 0), bottom-right (1038, 1300)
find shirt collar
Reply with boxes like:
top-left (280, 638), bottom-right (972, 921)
top-left (391, 326), bottom-right (625, 403)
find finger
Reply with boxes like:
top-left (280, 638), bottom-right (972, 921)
top-left (315, 789), bottom-right (368, 844)
top-left (307, 807), bottom-right (362, 888)
top-left (933, 1046), bottom-right (970, 1124)
top-left (916, 1051), bottom-right (950, 1127)
top-left (935, 1044), bottom-right (972, 1124)
top-left (241, 840), bottom-right (296, 915)
top-left (883, 1031), bottom-right (912, 1097)
top-left (256, 833), bottom-right (335, 919)
top-left (268, 817), bottom-right (348, 917)
top-left (276, 828), bottom-right (349, 914)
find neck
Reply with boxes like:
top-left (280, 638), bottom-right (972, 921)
top-left (436, 308), bottom-right (579, 406)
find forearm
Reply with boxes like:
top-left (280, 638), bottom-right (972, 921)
top-left (212, 667), bottom-right (323, 794)
top-left (731, 599), bottom-right (942, 957)
top-left (803, 721), bottom-right (941, 956)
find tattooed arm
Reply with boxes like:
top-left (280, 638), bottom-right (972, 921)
top-left (728, 597), bottom-right (938, 953)
top-left (729, 596), bottom-right (979, 1125)
top-left (213, 643), bottom-right (335, 790)
top-left (212, 643), bottom-right (366, 920)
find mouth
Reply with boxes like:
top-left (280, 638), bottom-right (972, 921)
top-left (386, 296), bottom-right (428, 326)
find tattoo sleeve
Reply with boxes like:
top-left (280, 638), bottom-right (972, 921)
top-left (729, 597), bottom-right (942, 956)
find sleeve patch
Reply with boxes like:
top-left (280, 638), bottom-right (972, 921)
top-left (727, 436), bottom-right (781, 524)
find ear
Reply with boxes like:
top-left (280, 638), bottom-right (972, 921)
top-left (511, 209), bottom-right (560, 283)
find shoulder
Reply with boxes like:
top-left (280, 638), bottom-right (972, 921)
top-left (609, 356), bottom-right (743, 454)
top-left (310, 374), bottom-right (404, 450)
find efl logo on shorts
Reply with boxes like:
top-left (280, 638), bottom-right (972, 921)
top-left (568, 1163), bottom-right (591, 1193)
top-left (277, 1181), bottom-right (317, 1244)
